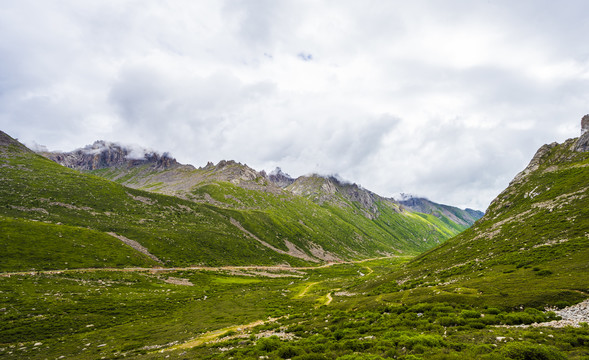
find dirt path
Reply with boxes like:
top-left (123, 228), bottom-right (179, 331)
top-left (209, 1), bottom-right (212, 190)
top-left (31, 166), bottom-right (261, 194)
top-left (363, 265), bottom-right (374, 276)
top-left (164, 317), bottom-right (283, 352)
top-left (324, 292), bottom-right (333, 306)
top-left (0, 256), bottom-right (397, 277)
top-left (297, 282), bottom-right (319, 298)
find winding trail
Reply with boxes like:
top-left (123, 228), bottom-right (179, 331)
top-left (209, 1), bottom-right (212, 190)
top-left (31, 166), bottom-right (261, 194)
top-left (324, 292), bottom-right (333, 306)
top-left (297, 282), bottom-right (319, 298)
top-left (163, 316), bottom-right (284, 352)
top-left (0, 256), bottom-right (396, 277)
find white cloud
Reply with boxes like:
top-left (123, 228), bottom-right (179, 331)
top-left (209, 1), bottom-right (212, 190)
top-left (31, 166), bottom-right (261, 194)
top-left (1, 0), bottom-right (589, 210)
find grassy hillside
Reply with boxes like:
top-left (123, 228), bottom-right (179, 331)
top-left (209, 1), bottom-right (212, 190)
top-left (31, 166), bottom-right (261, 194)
top-left (1, 132), bottom-right (588, 359)
top-left (0, 132), bottom-right (473, 270)
top-left (0, 216), bottom-right (160, 271)
top-left (364, 137), bottom-right (589, 309)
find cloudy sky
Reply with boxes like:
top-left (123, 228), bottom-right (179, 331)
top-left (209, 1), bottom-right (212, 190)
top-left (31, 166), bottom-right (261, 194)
top-left (1, 0), bottom-right (588, 210)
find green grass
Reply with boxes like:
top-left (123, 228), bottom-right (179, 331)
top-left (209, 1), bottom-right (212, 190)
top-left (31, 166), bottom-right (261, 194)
top-left (1, 133), bottom-right (587, 359)
top-left (0, 147), bottom-right (471, 269)
top-left (0, 216), bottom-right (159, 271)
top-left (356, 139), bottom-right (589, 309)
top-left (2, 260), bottom-right (585, 359)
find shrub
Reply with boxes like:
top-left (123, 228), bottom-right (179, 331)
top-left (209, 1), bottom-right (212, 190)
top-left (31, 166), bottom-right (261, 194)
top-left (485, 307), bottom-right (502, 315)
top-left (460, 310), bottom-right (481, 319)
top-left (293, 354), bottom-right (328, 360)
top-left (277, 345), bottom-right (303, 359)
top-left (468, 321), bottom-right (486, 329)
top-left (398, 334), bottom-right (445, 349)
top-left (256, 336), bottom-right (282, 352)
top-left (335, 355), bottom-right (385, 360)
top-left (501, 312), bottom-right (536, 325)
top-left (438, 316), bottom-right (466, 327)
top-left (501, 342), bottom-right (566, 360)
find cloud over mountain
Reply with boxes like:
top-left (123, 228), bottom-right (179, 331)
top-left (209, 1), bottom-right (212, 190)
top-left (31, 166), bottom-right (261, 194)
top-left (1, 0), bottom-right (588, 209)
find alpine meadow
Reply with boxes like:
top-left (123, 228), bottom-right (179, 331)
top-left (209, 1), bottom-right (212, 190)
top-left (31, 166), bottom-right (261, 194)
top-left (0, 115), bottom-right (588, 359)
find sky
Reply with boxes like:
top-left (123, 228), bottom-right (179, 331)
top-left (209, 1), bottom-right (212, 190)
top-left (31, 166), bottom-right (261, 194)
top-left (1, 0), bottom-right (588, 210)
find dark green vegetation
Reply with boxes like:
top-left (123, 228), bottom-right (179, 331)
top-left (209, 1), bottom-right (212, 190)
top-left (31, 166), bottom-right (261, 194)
top-left (0, 131), bottom-right (476, 269)
top-left (1, 260), bottom-right (587, 359)
top-left (1, 130), bottom-right (588, 359)
top-left (0, 216), bottom-right (159, 271)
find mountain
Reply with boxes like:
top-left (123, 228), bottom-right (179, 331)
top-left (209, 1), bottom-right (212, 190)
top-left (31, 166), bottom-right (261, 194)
top-left (41, 140), bottom-right (179, 171)
top-left (399, 196), bottom-right (484, 228)
top-left (1, 132), bottom-right (480, 271)
top-left (3, 125), bottom-right (588, 360)
top-left (372, 117), bottom-right (589, 309)
top-left (268, 167), bottom-right (296, 187)
top-left (45, 144), bottom-right (482, 227)
top-left (44, 138), bottom-right (480, 250)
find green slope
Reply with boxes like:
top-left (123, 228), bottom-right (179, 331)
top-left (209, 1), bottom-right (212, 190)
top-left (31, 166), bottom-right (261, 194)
top-left (1, 131), bottom-right (474, 270)
top-left (0, 216), bottom-right (160, 271)
top-left (49, 143), bottom-right (477, 258)
top-left (366, 137), bottom-right (589, 309)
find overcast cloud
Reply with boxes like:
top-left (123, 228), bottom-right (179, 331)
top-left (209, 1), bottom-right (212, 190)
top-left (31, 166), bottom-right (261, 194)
top-left (1, 0), bottom-right (588, 210)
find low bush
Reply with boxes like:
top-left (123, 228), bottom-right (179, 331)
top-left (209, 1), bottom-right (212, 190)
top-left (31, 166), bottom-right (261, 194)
top-left (501, 342), bottom-right (566, 360)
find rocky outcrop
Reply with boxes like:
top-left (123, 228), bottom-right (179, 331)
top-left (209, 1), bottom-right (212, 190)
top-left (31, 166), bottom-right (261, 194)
top-left (511, 142), bottom-right (559, 184)
top-left (268, 167), bottom-right (295, 188)
top-left (581, 114), bottom-right (589, 135)
top-left (575, 114), bottom-right (589, 152)
top-left (287, 175), bottom-right (383, 218)
top-left (42, 141), bottom-right (179, 170)
top-left (195, 160), bottom-right (282, 193)
top-left (0, 131), bottom-right (32, 155)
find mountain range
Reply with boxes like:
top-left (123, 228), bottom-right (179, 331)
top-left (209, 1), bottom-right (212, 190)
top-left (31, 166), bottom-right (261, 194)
top-left (0, 132), bottom-right (482, 270)
top-left (0, 116), bottom-right (588, 359)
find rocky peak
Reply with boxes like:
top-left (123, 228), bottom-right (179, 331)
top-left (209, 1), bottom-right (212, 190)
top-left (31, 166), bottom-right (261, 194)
top-left (195, 160), bottom-right (282, 192)
top-left (575, 114), bottom-right (589, 152)
top-left (42, 141), bottom-right (178, 170)
top-left (287, 174), bottom-right (381, 218)
top-left (582, 114), bottom-right (589, 135)
top-left (268, 167), bottom-right (295, 188)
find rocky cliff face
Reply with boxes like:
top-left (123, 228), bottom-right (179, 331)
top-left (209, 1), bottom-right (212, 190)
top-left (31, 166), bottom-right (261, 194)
top-left (42, 141), bottom-right (179, 170)
top-left (285, 174), bottom-right (384, 218)
top-left (574, 114), bottom-right (589, 152)
top-left (268, 167), bottom-right (295, 188)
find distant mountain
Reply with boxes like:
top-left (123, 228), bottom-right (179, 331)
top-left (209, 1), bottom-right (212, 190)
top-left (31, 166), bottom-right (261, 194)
top-left (268, 167), bottom-right (296, 188)
top-left (41, 140), bottom-right (179, 170)
top-left (399, 196), bottom-right (484, 227)
top-left (43, 142), bottom-right (481, 228)
top-left (380, 116), bottom-right (589, 308)
top-left (0, 132), bottom-right (484, 271)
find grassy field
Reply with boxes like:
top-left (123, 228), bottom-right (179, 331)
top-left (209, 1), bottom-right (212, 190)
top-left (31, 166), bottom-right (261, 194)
top-left (1, 134), bottom-right (588, 359)
top-left (0, 259), bottom-right (587, 359)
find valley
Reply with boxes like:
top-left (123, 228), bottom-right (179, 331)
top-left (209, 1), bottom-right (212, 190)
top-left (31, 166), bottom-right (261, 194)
top-left (1, 122), bottom-right (588, 359)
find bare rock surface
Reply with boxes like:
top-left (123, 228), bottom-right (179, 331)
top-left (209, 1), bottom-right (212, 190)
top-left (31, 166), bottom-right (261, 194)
top-left (575, 114), bottom-right (589, 152)
top-left (541, 299), bottom-right (589, 328)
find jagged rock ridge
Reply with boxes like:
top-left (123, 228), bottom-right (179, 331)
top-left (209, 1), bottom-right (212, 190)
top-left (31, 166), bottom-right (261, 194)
top-left (42, 141), bottom-right (179, 170)
top-left (41, 140), bottom-right (483, 227)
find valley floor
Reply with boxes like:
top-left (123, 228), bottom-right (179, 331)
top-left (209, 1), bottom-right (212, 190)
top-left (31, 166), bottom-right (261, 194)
top-left (1, 258), bottom-right (588, 359)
